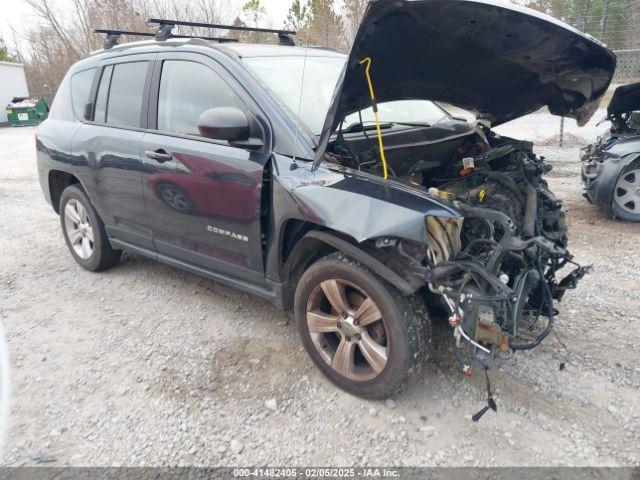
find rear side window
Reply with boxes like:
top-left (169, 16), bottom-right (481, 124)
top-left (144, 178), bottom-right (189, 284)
top-left (70, 68), bottom-right (95, 119)
top-left (93, 61), bottom-right (148, 128)
top-left (94, 65), bottom-right (113, 124)
top-left (157, 60), bottom-right (245, 136)
top-left (107, 62), bottom-right (148, 127)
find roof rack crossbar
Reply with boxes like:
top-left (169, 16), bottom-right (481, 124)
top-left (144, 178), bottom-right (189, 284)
top-left (146, 18), bottom-right (296, 45)
top-left (147, 18), bottom-right (295, 35)
top-left (94, 28), bottom-right (238, 49)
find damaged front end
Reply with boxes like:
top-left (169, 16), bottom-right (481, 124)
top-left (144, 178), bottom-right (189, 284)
top-left (278, 131), bottom-right (587, 418)
top-left (270, 0), bottom-right (610, 414)
top-left (391, 178), bottom-right (587, 367)
top-left (393, 174), bottom-right (588, 419)
top-left (303, 0), bottom-right (607, 375)
top-left (419, 205), bottom-right (585, 359)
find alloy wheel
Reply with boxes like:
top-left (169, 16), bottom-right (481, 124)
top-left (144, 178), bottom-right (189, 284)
top-left (64, 199), bottom-right (94, 260)
top-left (305, 279), bottom-right (389, 381)
top-left (614, 168), bottom-right (640, 215)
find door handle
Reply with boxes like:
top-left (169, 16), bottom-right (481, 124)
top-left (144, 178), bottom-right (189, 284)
top-left (145, 149), bottom-right (173, 163)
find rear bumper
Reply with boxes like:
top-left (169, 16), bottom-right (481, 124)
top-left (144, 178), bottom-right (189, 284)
top-left (37, 157), bottom-right (53, 208)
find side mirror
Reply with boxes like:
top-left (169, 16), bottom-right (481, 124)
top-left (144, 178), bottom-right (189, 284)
top-left (197, 107), bottom-right (251, 142)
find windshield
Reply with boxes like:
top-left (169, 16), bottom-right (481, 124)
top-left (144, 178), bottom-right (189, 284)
top-left (244, 55), bottom-right (449, 135)
top-left (243, 55), bottom-right (345, 136)
top-left (343, 100), bottom-right (448, 129)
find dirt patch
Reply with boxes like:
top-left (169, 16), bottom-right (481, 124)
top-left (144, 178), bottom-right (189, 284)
top-left (538, 132), bottom-right (588, 147)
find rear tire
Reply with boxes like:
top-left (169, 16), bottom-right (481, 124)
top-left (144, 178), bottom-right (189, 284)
top-left (294, 252), bottom-right (430, 399)
top-left (59, 184), bottom-right (121, 271)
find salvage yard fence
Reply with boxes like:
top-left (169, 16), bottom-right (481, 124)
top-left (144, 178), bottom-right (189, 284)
top-left (615, 49), bottom-right (640, 83)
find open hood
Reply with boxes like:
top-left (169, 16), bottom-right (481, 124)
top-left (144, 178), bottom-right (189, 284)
top-left (608, 82), bottom-right (640, 117)
top-left (313, 0), bottom-right (616, 168)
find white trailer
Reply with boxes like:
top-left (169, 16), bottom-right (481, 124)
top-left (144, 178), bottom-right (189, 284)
top-left (0, 62), bottom-right (29, 124)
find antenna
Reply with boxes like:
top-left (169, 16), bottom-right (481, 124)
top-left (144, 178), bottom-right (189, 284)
top-left (290, 46), bottom-right (309, 171)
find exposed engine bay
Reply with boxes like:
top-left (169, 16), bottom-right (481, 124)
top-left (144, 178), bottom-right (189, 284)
top-left (328, 118), bottom-right (571, 249)
top-left (330, 119), bottom-right (565, 241)
top-left (325, 117), bottom-right (587, 417)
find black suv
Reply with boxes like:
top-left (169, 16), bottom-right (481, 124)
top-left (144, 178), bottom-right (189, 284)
top-left (37, 1), bottom-right (614, 399)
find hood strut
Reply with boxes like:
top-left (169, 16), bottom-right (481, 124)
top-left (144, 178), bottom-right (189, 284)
top-left (359, 57), bottom-right (389, 180)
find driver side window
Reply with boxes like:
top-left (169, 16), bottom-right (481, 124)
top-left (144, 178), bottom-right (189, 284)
top-left (157, 60), bottom-right (246, 136)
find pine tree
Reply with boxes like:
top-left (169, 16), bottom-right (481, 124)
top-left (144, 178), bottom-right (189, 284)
top-left (0, 37), bottom-right (16, 62)
top-left (285, 0), bottom-right (312, 31)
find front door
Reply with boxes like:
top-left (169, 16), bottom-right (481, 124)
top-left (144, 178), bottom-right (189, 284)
top-left (140, 53), bottom-right (269, 282)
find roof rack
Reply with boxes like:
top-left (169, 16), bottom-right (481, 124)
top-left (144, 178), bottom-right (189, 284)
top-left (146, 18), bottom-right (296, 46)
top-left (94, 28), bottom-right (238, 50)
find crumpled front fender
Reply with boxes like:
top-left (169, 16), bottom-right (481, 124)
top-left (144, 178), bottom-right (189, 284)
top-left (274, 155), bottom-right (460, 244)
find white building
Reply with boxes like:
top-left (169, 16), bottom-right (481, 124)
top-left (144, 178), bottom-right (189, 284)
top-left (0, 62), bottom-right (29, 124)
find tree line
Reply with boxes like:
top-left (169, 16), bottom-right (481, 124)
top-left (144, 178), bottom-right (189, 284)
top-left (525, 0), bottom-right (640, 51)
top-left (0, 0), bottom-right (637, 100)
top-left (0, 0), bottom-right (365, 99)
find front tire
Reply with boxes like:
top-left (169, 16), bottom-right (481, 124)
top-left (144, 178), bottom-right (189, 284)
top-left (59, 184), bottom-right (121, 271)
top-left (294, 252), bottom-right (430, 399)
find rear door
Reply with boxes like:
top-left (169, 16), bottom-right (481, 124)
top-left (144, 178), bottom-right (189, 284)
top-left (72, 54), bottom-right (155, 249)
top-left (140, 52), bottom-right (270, 282)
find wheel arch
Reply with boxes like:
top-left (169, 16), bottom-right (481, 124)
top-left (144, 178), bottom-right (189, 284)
top-left (48, 170), bottom-right (82, 214)
top-left (279, 219), bottom-right (423, 310)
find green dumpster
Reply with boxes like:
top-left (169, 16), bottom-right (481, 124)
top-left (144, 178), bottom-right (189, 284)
top-left (6, 96), bottom-right (49, 126)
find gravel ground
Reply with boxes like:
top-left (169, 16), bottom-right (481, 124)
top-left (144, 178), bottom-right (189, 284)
top-left (0, 124), bottom-right (639, 467)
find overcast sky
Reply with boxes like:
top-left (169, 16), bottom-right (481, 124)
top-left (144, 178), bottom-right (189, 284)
top-left (1, 0), bottom-right (295, 50)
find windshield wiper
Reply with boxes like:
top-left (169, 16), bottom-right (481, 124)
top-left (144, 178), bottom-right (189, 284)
top-left (342, 121), bottom-right (393, 133)
top-left (392, 121), bottom-right (431, 127)
top-left (342, 120), bottom-right (432, 134)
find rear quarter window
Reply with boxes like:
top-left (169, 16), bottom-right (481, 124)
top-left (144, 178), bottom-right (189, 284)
top-left (70, 68), bottom-right (96, 120)
top-left (49, 68), bottom-right (96, 122)
top-left (48, 74), bottom-right (73, 121)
